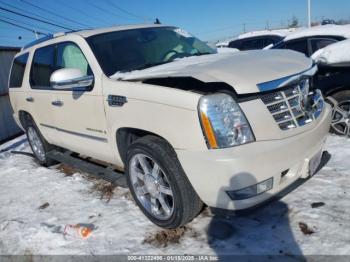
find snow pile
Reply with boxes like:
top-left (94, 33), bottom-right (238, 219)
top-left (312, 39), bottom-right (350, 65)
top-left (216, 28), bottom-right (299, 47)
top-left (238, 27), bottom-right (299, 39)
top-left (0, 134), bottom-right (350, 255)
top-left (284, 24), bottom-right (350, 42)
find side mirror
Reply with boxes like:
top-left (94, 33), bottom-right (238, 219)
top-left (50, 68), bottom-right (94, 90)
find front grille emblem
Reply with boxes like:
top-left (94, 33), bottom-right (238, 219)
top-left (261, 79), bottom-right (324, 131)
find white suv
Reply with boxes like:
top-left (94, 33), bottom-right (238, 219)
top-left (9, 24), bottom-right (332, 228)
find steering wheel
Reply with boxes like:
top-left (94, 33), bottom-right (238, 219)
top-left (162, 50), bottom-right (186, 62)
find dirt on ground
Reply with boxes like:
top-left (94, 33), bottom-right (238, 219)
top-left (143, 226), bottom-right (198, 247)
top-left (88, 179), bottom-right (117, 202)
top-left (56, 164), bottom-right (81, 176)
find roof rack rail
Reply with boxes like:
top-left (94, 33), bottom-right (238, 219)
top-left (23, 35), bottom-right (54, 50)
top-left (22, 28), bottom-right (92, 50)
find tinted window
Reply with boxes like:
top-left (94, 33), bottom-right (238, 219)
top-left (56, 42), bottom-right (91, 76)
top-left (228, 40), bottom-right (241, 49)
top-left (284, 39), bottom-right (309, 56)
top-left (240, 38), bottom-right (265, 50)
top-left (264, 36), bottom-right (282, 47)
top-left (30, 45), bottom-right (55, 89)
top-left (310, 38), bottom-right (338, 54)
top-left (87, 27), bottom-right (215, 76)
top-left (9, 53), bottom-right (29, 88)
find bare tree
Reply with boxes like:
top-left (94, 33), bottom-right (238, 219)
top-left (289, 16), bottom-right (299, 28)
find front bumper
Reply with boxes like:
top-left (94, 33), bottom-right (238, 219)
top-left (176, 104), bottom-right (332, 210)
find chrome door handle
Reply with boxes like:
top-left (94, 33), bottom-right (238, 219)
top-left (51, 100), bottom-right (63, 107)
top-left (26, 97), bottom-right (34, 102)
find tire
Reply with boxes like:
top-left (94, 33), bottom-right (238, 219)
top-left (26, 117), bottom-right (56, 166)
top-left (125, 135), bottom-right (203, 228)
top-left (328, 90), bottom-right (350, 137)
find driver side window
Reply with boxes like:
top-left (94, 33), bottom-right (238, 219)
top-left (56, 42), bottom-right (91, 76)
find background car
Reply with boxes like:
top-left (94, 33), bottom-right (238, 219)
top-left (272, 25), bottom-right (350, 136)
top-left (216, 28), bottom-right (297, 51)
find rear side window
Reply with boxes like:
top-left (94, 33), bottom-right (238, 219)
top-left (9, 53), bottom-right (29, 88)
top-left (228, 40), bottom-right (241, 49)
top-left (30, 45), bottom-right (55, 89)
top-left (284, 39), bottom-right (309, 56)
top-left (240, 38), bottom-right (264, 51)
top-left (310, 38), bottom-right (338, 54)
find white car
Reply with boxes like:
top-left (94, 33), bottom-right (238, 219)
top-left (9, 24), bottom-right (332, 228)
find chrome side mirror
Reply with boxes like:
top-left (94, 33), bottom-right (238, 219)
top-left (50, 68), bottom-right (94, 90)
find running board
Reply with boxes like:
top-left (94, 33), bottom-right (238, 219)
top-left (46, 150), bottom-right (127, 188)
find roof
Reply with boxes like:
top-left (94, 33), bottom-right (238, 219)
top-left (284, 24), bottom-right (350, 41)
top-left (74, 23), bottom-right (170, 38)
top-left (22, 24), bottom-right (171, 51)
top-left (238, 28), bottom-right (299, 39)
top-left (216, 28), bottom-right (299, 47)
top-left (0, 46), bottom-right (21, 52)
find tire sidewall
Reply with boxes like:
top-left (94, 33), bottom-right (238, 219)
top-left (125, 142), bottom-right (185, 228)
top-left (330, 91), bottom-right (350, 136)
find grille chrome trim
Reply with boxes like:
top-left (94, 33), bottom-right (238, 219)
top-left (261, 80), bottom-right (324, 131)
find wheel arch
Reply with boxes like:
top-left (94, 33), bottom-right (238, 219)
top-left (325, 86), bottom-right (350, 98)
top-left (18, 110), bottom-right (33, 130)
top-left (116, 127), bottom-right (173, 165)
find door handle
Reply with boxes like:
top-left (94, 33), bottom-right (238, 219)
top-left (51, 100), bottom-right (63, 107)
top-left (26, 97), bottom-right (34, 102)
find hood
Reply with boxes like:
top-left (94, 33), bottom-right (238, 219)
top-left (110, 50), bottom-right (313, 94)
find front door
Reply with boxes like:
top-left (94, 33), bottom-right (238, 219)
top-left (51, 42), bottom-right (113, 163)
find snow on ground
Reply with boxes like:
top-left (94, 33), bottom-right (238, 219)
top-left (312, 39), bottom-right (350, 66)
top-left (0, 134), bottom-right (349, 256)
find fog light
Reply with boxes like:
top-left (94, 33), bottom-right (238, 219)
top-left (226, 177), bottom-right (273, 200)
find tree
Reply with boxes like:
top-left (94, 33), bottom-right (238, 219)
top-left (289, 16), bottom-right (299, 28)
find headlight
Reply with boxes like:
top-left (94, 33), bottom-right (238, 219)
top-left (198, 93), bottom-right (255, 149)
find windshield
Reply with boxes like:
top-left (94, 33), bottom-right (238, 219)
top-left (86, 26), bottom-right (215, 76)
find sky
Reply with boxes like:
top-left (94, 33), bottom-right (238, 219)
top-left (0, 0), bottom-right (350, 47)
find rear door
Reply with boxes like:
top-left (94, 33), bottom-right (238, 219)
top-left (28, 44), bottom-right (59, 144)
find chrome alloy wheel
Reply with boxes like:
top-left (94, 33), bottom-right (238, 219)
top-left (27, 126), bottom-right (46, 162)
top-left (331, 100), bottom-right (350, 137)
top-left (129, 153), bottom-right (174, 220)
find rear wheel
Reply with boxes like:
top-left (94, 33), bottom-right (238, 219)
top-left (125, 136), bottom-right (203, 228)
top-left (327, 91), bottom-right (350, 137)
top-left (26, 118), bottom-right (56, 166)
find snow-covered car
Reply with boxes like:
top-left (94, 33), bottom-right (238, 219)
top-left (216, 28), bottom-right (297, 50)
top-left (272, 25), bottom-right (350, 136)
top-left (9, 24), bottom-right (332, 228)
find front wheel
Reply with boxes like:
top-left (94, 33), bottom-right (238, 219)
top-left (125, 136), bottom-right (203, 228)
top-left (327, 91), bottom-right (350, 137)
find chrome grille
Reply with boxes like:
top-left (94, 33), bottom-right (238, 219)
top-left (261, 80), bottom-right (324, 131)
